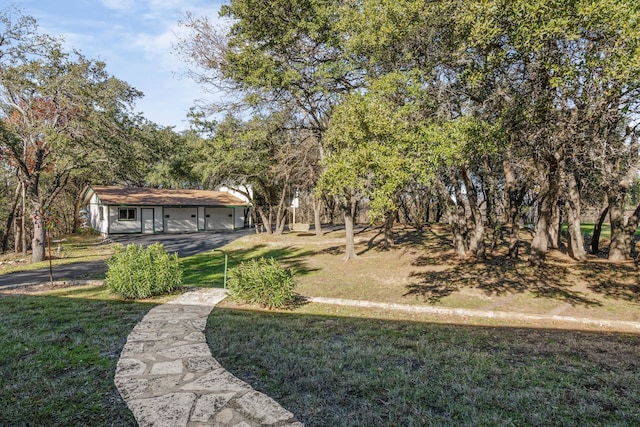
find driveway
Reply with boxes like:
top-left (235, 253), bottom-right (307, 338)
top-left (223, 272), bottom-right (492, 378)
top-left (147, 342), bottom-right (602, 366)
top-left (0, 230), bottom-right (251, 290)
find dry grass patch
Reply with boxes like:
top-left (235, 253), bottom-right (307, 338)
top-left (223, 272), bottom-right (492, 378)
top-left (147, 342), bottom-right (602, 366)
top-left (209, 225), bottom-right (640, 329)
top-left (0, 232), bottom-right (114, 275)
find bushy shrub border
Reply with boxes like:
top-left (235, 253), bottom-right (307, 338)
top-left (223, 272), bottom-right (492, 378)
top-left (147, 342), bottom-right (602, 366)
top-left (227, 257), bottom-right (296, 309)
top-left (106, 243), bottom-right (182, 299)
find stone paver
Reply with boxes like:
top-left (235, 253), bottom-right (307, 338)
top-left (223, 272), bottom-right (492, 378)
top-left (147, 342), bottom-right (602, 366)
top-left (115, 288), bottom-right (302, 427)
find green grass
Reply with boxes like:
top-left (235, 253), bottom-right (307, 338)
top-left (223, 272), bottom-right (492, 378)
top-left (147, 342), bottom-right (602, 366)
top-left (0, 286), bottom-right (156, 426)
top-left (572, 222), bottom-right (640, 240)
top-left (181, 240), bottom-right (316, 287)
top-left (579, 222), bottom-right (612, 239)
top-left (207, 307), bottom-right (640, 427)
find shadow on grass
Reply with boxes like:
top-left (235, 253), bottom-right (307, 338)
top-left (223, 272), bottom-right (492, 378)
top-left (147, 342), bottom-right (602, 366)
top-left (579, 262), bottom-right (640, 303)
top-left (358, 225), bottom-right (436, 256)
top-left (181, 244), bottom-right (320, 287)
top-left (206, 306), bottom-right (640, 427)
top-left (406, 254), bottom-right (602, 307)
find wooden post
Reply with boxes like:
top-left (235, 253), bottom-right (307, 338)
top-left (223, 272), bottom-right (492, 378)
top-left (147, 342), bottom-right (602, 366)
top-left (223, 254), bottom-right (228, 289)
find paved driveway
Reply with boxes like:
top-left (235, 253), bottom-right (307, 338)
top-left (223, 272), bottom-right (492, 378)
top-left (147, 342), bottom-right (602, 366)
top-left (109, 230), bottom-right (252, 257)
top-left (0, 230), bottom-right (251, 289)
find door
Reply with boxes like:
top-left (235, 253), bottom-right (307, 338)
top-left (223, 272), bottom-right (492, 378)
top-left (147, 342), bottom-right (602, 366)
top-left (141, 208), bottom-right (154, 234)
top-left (205, 208), bottom-right (233, 230)
top-left (163, 207), bottom-right (198, 232)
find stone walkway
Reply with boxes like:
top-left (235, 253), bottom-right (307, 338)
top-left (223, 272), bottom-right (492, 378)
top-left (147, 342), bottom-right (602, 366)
top-left (114, 288), bottom-right (302, 427)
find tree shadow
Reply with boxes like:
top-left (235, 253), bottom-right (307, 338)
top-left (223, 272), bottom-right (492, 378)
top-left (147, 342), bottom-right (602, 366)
top-left (358, 226), bottom-right (442, 256)
top-left (319, 246), bottom-right (343, 256)
top-left (224, 245), bottom-right (320, 277)
top-left (579, 262), bottom-right (640, 303)
top-left (405, 254), bottom-right (602, 307)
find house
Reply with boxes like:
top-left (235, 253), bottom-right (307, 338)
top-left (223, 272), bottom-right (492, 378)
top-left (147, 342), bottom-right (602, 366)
top-left (83, 185), bottom-right (250, 235)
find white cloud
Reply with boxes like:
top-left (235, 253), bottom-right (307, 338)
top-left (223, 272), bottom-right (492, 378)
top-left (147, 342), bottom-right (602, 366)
top-left (100, 0), bottom-right (136, 11)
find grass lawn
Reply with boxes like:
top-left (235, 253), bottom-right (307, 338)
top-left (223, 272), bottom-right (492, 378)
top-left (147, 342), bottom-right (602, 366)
top-left (201, 225), bottom-right (640, 426)
top-left (1, 223), bottom-right (639, 426)
top-left (207, 306), bottom-right (640, 426)
top-left (0, 285), bottom-right (157, 426)
top-left (189, 225), bottom-right (640, 328)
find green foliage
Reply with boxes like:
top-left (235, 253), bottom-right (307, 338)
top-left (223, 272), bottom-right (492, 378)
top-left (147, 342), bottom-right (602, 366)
top-left (227, 257), bottom-right (296, 309)
top-left (319, 73), bottom-right (438, 221)
top-left (106, 243), bottom-right (182, 299)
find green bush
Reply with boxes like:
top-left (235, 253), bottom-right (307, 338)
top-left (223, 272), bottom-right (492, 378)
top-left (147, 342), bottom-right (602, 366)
top-left (227, 257), bottom-right (296, 309)
top-left (106, 243), bottom-right (182, 299)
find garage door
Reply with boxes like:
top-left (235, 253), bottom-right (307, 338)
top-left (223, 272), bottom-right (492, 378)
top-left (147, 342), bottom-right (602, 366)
top-left (205, 208), bottom-right (233, 230)
top-left (163, 208), bottom-right (197, 232)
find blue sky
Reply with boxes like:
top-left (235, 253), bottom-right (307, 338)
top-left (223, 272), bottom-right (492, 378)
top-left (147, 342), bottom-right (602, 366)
top-left (18, 0), bottom-right (227, 131)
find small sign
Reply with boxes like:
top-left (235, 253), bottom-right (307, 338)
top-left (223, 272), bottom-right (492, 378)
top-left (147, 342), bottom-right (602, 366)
top-left (291, 197), bottom-right (299, 208)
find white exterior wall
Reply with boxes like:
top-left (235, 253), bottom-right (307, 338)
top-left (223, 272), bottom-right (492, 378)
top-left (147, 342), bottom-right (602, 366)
top-left (108, 206), bottom-right (141, 234)
top-left (163, 207), bottom-right (198, 232)
top-left (154, 207), bottom-right (164, 232)
top-left (86, 194), bottom-right (109, 235)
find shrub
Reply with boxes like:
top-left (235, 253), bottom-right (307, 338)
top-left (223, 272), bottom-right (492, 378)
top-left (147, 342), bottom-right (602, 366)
top-left (106, 243), bottom-right (182, 299)
top-left (227, 257), bottom-right (296, 309)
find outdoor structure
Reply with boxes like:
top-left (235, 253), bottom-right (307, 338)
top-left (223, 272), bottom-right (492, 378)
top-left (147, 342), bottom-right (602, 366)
top-left (83, 185), bottom-right (249, 235)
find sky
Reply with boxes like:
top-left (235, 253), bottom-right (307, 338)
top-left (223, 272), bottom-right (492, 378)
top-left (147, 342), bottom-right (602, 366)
top-left (17, 0), bottom-right (228, 131)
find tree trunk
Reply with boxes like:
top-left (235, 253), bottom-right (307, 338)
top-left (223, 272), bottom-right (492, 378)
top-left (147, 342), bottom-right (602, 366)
top-left (591, 201), bottom-right (609, 255)
top-left (608, 189), bottom-right (629, 261)
top-left (14, 208), bottom-right (22, 254)
top-left (462, 168), bottom-right (485, 260)
top-left (21, 182), bottom-right (27, 255)
top-left (30, 182), bottom-right (46, 263)
top-left (343, 194), bottom-right (359, 260)
top-left (313, 197), bottom-right (323, 236)
top-left (452, 180), bottom-right (468, 257)
top-left (437, 177), bottom-right (467, 257)
top-left (382, 210), bottom-right (395, 249)
top-left (530, 166), bottom-right (559, 266)
top-left (274, 185), bottom-right (289, 235)
top-left (256, 207), bottom-right (272, 234)
top-left (624, 201), bottom-right (640, 258)
top-left (564, 171), bottom-right (586, 260)
top-left (548, 202), bottom-right (561, 250)
top-left (434, 202), bottom-right (442, 223)
top-left (31, 208), bottom-right (46, 263)
top-left (73, 183), bottom-right (89, 232)
top-left (2, 184), bottom-right (21, 253)
top-left (503, 158), bottom-right (524, 259)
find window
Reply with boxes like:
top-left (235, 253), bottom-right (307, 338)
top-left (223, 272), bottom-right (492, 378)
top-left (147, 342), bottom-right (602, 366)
top-left (99, 207), bottom-right (105, 221)
top-left (118, 208), bottom-right (136, 221)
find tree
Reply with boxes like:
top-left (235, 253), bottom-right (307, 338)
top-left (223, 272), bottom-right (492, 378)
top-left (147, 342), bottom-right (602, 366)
top-left (319, 73), bottom-right (429, 257)
top-left (178, 0), bottom-right (358, 236)
top-left (0, 36), bottom-right (141, 261)
top-left (193, 110), bottom-right (319, 234)
top-left (449, 0), bottom-right (640, 264)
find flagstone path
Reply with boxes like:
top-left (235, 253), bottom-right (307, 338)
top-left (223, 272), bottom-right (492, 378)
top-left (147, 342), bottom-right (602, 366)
top-left (114, 288), bottom-right (302, 427)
